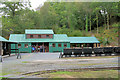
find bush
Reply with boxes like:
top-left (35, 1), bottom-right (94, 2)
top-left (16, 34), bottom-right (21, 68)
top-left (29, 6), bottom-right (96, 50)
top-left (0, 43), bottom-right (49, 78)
top-left (112, 23), bottom-right (119, 28)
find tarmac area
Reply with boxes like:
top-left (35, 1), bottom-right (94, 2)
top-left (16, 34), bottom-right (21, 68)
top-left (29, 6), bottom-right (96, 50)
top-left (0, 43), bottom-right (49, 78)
top-left (0, 53), bottom-right (119, 78)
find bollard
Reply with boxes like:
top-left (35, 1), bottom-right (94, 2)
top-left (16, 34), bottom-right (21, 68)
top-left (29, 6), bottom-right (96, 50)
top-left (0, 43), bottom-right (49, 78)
top-left (0, 56), bottom-right (2, 62)
top-left (17, 51), bottom-right (21, 59)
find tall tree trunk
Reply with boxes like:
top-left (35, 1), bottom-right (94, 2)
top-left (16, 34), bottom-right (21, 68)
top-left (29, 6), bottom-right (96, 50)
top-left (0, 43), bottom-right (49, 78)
top-left (104, 10), bottom-right (106, 30)
top-left (107, 13), bottom-right (109, 30)
top-left (85, 15), bottom-right (88, 32)
top-left (96, 14), bottom-right (98, 34)
top-left (90, 14), bottom-right (91, 32)
top-left (104, 15), bottom-right (106, 30)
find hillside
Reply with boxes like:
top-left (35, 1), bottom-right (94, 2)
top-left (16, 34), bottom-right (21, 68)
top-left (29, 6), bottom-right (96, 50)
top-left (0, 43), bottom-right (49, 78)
top-left (89, 23), bottom-right (119, 47)
top-left (0, 2), bottom-right (119, 47)
top-left (50, 23), bottom-right (119, 47)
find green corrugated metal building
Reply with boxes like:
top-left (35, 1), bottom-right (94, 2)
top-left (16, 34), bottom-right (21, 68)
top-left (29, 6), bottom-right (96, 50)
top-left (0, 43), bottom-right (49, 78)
top-left (69, 37), bottom-right (100, 48)
top-left (0, 36), bottom-right (18, 56)
top-left (9, 29), bottom-right (100, 53)
top-left (0, 36), bottom-right (9, 42)
top-left (9, 29), bottom-right (70, 53)
top-left (69, 37), bottom-right (100, 43)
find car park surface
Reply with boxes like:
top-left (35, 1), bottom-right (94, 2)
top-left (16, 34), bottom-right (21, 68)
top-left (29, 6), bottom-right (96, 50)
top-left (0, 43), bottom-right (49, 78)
top-left (1, 53), bottom-right (119, 78)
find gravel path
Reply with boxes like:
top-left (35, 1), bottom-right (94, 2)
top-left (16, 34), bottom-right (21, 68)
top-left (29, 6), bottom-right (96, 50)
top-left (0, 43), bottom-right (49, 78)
top-left (1, 53), bottom-right (119, 78)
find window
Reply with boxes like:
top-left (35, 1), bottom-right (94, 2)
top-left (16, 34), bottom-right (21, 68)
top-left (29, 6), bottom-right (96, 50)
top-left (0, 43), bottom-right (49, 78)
top-left (38, 35), bottom-right (41, 38)
top-left (52, 43), bottom-right (55, 47)
top-left (58, 44), bottom-right (61, 47)
top-left (18, 44), bottom-right (21, 48)
top-left (46, 35), bottom-right (49, 38)
top-left (25, 44), bottom-right (28, 48)
top-left (30, 35), bottom-right (33, 38)
top-left (64, 44), bottom-right (67, 47)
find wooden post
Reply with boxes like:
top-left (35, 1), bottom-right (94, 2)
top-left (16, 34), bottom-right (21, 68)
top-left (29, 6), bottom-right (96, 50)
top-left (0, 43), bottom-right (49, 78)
top-left (87, 43), bottom-right (88, 47)
top-left (97, 43), bottom-right (99, 47)
top-left (0, 41), bottom-right (3, 62)
top-left (43, 42), bottom-right (44, 52)
top-left (94, 43), bottom-right (97, 48)
top-left (36, 43), bottom-right (38, 52)
top-left (97, 43), bottom-right (100, 47)
top-left (75, 43), bottom-right (77, 47)
top-left (8, 43), bottom-right (11, 56)
top-left (15, 43), bottom-right (17, 55)
top-left (92, 43), bottom-right (94, 48)
top-left (99, 43), bottom-right (100, 47)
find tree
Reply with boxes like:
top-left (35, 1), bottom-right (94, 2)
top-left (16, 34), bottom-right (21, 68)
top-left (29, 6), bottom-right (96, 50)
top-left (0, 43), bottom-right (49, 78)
top-left (0, 0), bottom-right (31, 18)
top-left (92, 3), bottom-right (102, 34)
top-left (0, 1), bottom-right (119, 40)
top-left (0, 0), bottom-right (31, 38)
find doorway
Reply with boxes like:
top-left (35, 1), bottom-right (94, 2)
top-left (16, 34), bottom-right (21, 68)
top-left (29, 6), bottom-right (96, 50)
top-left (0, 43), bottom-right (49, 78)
top-left (31, 42), bottom-right (49, 53)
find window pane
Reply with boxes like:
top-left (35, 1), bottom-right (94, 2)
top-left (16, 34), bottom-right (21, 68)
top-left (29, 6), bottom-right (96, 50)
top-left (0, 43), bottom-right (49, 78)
top-left (46, 35), bottom-right (49, 38)
top-left (25, 44), bottom-right (28, 48)
top-left (18, 44), bottom-right (21, 48)
top-left (30, 35), bottom-right (33, 38)
top-left (38, 35), bottom-right (41, 38)
top-left (58, 44), bottom-right (61, 47)
top-left (64, 44), bottom-right (67, 47)
top-left (52, 43), bottom-right (55, 47)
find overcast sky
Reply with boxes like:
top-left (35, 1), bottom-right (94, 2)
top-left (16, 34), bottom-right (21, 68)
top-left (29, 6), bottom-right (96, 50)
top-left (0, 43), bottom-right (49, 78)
top-left (29, 0), bottom-right (47, 10)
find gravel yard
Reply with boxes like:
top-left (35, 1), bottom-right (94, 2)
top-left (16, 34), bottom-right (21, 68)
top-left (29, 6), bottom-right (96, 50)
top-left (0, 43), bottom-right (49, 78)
top-left (0, 53), bottom-right (119, 78)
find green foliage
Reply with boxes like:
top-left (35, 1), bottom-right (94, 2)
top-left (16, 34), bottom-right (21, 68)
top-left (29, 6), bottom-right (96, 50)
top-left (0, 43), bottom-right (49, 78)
top-left (112, 23), bottom-right (119, 28)
top-left (40, 70), bottom-right (118, 78)
top-left (0, 1), bottom-right (119, 45)
top-left (103, 38), bottom-right (110, 46)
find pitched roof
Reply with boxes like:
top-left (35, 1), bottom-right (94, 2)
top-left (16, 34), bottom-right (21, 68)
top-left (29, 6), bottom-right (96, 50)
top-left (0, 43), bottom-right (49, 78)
top-left (9, 34), bottom-right (70, 42)
top-left (69, 37), bottom-right (100, 43)
top-left (0, 36), bottom-right (8, 42)
top-left (25, 29), bottom-right (54, 34)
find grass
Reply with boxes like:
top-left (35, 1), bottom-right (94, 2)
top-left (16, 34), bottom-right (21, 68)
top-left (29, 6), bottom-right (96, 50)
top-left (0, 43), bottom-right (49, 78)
top-left (38, 70), bottom-right (118, 78)
top-left (22, 61), bottom-right (30, 63)
top-left (0, 77), bottom-right (7, 79)
top-left (0, 72), bottom-right (8, 79)
top-left (0, 72), bottom-right (10, 76)
top-left (59, 62), bottom-right (117, 66)
top-left (62, 56), bottom-right (118, 59)
top-left (1, 69), bottom-right (22, 77)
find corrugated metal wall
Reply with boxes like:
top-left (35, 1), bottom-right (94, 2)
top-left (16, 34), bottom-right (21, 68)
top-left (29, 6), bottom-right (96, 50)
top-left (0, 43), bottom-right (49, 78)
top-left (11, 42), bottom-right (31, 53)
top-left (11, 42), bottom-right (70, 53)
top-left (49, 42), bottom-right (70, 52)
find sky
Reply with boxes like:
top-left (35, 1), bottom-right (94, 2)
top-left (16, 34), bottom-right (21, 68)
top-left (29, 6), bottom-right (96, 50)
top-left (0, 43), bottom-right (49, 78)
top-left (29, 0), bottom-right (47, 10)
top-left (0, 0), bottom-right (46, 17)
top-left (22, 0), bottom-right (120, 10)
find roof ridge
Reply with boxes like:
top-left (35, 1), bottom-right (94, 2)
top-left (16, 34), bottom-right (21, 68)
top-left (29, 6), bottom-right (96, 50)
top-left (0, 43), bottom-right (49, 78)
top-left (69, 37), bottom-right (96, 38)
top-left (54, 34), bottom-right (67, 35)
top-left (25, 29), bottom-right (54, 34)
top-left (10, 34), bottom-right (25, 35)
top-left (0, 36), bottom-right (8, 41)
top-left (25, 29), bottom-right (53, 30)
